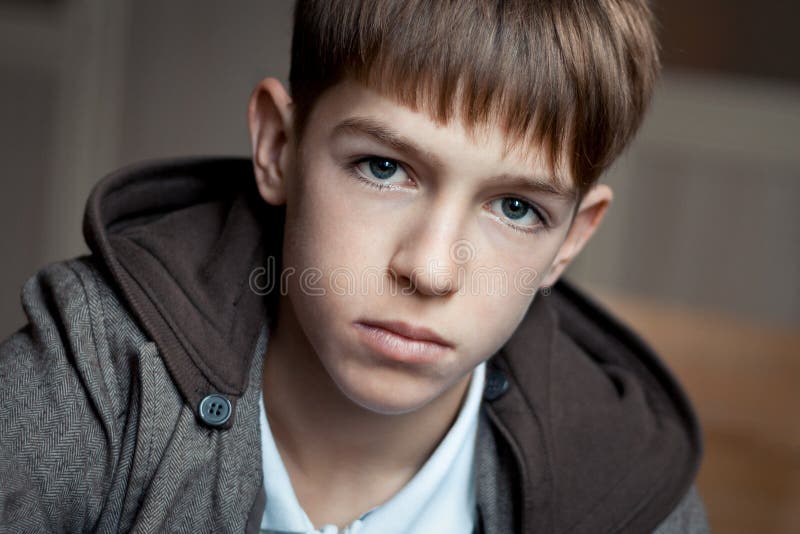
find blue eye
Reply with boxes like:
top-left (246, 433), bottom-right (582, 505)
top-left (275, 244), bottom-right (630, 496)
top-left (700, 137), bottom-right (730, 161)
top-left (501, 198), bottom-right (529, 220)
top-left (488, 197), bottom-right (545, 231)
top-left (367, 159), bottom-right (397, 180)
top-left (352, 157), bottom-right (409, 188)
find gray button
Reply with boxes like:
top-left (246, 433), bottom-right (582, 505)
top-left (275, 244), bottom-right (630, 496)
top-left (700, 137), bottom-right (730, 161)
top-left (483, 367), bottom-right (510, 401)
top-left (199, 394), bottom-right (232, 426)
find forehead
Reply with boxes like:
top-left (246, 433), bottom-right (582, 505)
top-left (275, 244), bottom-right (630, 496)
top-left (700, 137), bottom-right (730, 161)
top-left (301, 79), bottom-right (575, 195)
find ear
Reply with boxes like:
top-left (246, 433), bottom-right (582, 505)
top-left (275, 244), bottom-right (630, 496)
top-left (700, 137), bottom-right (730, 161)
top-left (247, 77), bottom-right (294, 206)
top-left (541, 183), bottom-right (613, 287)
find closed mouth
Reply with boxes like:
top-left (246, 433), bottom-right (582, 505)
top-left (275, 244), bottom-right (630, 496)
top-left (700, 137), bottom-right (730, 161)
top-left (355, 319), bottom-right (453, 348)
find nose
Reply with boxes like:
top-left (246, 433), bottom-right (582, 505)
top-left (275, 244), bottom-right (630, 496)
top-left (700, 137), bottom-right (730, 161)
top-left (387, 218), bottom-right (472, 297)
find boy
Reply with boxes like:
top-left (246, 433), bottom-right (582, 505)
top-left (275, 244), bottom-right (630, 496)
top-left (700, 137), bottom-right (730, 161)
top-left (0, 0), bottom-right (708, 532)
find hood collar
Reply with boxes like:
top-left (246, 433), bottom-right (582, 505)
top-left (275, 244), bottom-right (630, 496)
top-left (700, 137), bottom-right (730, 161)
top-left (483, 281), bottom-right (702, 532)
top-left (83, 157), bottom-right (284, 429)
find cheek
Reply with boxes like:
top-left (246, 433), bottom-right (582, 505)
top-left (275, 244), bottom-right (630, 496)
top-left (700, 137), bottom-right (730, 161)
top-left (451, 246), bottom-right (557, 356)
top-left (284, 168), bottom-right (368, 270)
top-left (288, 157), bottom-right (404, 265)
top-left (456, 282), bottom-right (535, 361)
top-left (281, 165), bottom-right (393, 331)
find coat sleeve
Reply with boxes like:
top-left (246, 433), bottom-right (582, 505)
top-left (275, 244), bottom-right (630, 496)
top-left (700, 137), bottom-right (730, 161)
top-left (0, 259), bottom-right (121, 533)
top-left (652, 484), bottom-right (710, 533)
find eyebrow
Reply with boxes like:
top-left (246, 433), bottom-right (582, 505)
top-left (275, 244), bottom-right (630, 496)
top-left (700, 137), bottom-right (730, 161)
top-left (331, 116), bottom-right (576, 201)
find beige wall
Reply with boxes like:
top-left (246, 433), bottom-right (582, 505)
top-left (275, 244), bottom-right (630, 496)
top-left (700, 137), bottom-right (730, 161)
top-left (569, 72), bottom-right (800, 327)
top-left (1, 0), bottom-right (798, 335)
top-left (0, 0), bottom-right (292, 335)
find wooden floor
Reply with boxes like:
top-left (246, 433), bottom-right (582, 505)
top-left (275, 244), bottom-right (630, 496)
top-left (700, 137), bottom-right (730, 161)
top-left (595, 289), bottom-right (800, 534)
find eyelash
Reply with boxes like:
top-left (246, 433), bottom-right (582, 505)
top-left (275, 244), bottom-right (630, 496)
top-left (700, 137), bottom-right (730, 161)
top-left (346, 156), bottom-right (551, 235)
top-left (347, 156), bottom-right (409, 191)
top-left (499, 203), bottom-right (550, 236)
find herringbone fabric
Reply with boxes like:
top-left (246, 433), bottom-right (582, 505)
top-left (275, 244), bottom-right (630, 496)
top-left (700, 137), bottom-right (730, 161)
top-left (0, 256), bottom-right (265, 533)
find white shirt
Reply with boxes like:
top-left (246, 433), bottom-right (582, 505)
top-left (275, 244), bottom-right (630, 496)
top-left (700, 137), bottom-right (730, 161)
top-left (259, 360), bottom-right (486, 534)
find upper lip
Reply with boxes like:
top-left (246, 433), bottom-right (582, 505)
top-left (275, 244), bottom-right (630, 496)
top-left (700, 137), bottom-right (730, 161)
top-left (357, 319), bottom-right (454, 348)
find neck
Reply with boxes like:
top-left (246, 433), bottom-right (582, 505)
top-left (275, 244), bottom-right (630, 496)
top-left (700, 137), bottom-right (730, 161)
top-left (262, 293), bottom-right (472, 523)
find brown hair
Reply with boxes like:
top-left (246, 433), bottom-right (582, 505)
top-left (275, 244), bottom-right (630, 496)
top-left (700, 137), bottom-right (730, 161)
top-left (289, 0), bottom-right (660, 197)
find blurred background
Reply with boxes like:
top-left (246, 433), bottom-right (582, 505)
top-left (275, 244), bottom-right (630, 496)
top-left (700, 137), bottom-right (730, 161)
top-left (1, 0), bottom-right (798, 531)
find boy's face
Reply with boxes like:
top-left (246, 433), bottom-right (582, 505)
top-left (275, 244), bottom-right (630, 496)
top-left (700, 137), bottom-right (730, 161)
top-left (250, 78), bottom-right (610, 415)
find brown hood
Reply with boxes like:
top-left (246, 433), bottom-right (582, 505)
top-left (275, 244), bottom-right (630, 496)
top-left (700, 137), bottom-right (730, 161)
top-left (83, 156), bottom-right (702, 532)
top-left (482, 278), bottom-right (702, 532)
top-left (83, 157), bottom-right (285, 429)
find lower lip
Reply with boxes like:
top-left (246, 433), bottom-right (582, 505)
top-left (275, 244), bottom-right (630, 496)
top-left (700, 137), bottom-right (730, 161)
top-left (353, 323), bottom-right (451, 364)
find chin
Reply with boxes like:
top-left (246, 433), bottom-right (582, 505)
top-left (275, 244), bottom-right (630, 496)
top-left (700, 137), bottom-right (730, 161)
top-left (330, 364), bottom-right (441, 416)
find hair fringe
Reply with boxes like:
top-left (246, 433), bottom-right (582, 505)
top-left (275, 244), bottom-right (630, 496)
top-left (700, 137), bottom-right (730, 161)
top-left (289, 0), bottom-right (661, 195)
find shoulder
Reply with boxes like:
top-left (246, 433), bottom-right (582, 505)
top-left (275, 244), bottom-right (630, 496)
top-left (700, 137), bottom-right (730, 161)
top-left (4, 253), bottom-right (164, 432)
top-left (0, 255), bottom-right (155, 530)
top-left (10, 254), bottom-right (152, 400)
top-left (495, 281), bottom-right (705, 531)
